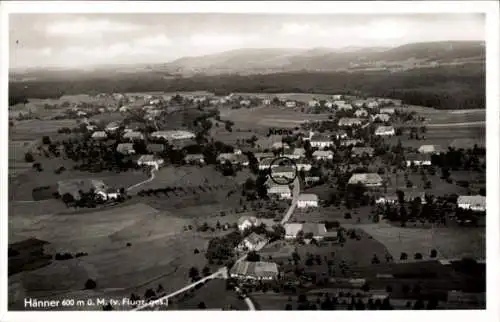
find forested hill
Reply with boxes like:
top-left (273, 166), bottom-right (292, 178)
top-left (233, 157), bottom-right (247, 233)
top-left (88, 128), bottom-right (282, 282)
top-left (10, 64), bottom-right (485, 110)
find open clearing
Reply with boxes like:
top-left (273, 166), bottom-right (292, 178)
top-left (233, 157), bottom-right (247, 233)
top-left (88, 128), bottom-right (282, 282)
top-left (8, 202), bottom-right (217, 309)
top-left (10, 119), bottom-right (78, 141)
top-left (343, 222), bottom-right (485, 262)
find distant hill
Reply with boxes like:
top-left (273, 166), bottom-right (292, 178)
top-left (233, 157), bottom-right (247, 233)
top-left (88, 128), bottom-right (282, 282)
top-left (156, 41), bottom-right (485, 75)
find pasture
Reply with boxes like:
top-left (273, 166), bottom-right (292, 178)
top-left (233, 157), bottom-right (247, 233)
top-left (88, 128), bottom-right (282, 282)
top-left (9, 119), bottom-right (78, 141)
top-left (8, 202), bottom-right (218, 309)
top-left (343, 222), bottom-right (485, 263)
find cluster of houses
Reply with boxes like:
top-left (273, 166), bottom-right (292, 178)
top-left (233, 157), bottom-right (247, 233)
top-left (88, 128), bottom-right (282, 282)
top-left (57, 179), bottom-right (121, 202)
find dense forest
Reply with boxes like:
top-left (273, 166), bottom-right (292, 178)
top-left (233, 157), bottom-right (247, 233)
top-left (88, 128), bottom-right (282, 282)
top-left (9, 64), bottom-right (485, 110)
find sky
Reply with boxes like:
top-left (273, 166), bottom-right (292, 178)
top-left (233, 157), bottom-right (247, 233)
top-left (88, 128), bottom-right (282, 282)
top-left (9, 13), bottom-right (485, 69)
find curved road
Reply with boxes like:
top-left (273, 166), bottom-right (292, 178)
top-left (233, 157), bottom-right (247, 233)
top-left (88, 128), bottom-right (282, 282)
top-left (126, 168), bottom-right (157, 192)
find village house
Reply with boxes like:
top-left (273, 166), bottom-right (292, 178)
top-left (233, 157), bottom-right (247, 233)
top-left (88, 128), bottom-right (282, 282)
top-left (285, 101), bottom-right (297, 108)
top-left (116, 143), bottom-right (135, 155)
top-left (57, 179), bottom-right (119, 202)
top-left (272, 142), bottom-right (290, 150)
top-left (91, 131), bottom-right (108, 140)
top-left (184, 154), bottom-right (205, 165)
top-left (254, 152), bottom-right (274, 161)
top-left (296, 159), bottom-right (312, 171)
top-left (284, 223), bottom-right (335, 241)
top-left (334, 130), bottom-right (348, 139)
top-left (376, 192), bottom-right (427, 205)
top-left (123, 131), bottom-right (144, 141)
top-left (291, 147), bottom-right (306, 159)
top-left (238, 216), bottom-right (259, 231)
top-left (137, 155), bottom-right (164, 170)
top-left (375, 126), bottom-right (396, 136)
top-left (119, 106), bottom-right (129, 112)
top-left (297, 193), bottom-right (319, 208)
top-left (332, 94), bottom-right (342, 100)
top-left (308, 100), bottom-right (320, 107)
top-left (351, 147), bottom-right (375, 157)
top-left (337, 103), bottom-right (353, 111)
top-left (313, 150), bottom-right (334, 160)
top-left (418, 144), bottom-right (445, 155)
top-left (284, 223), bottom-right (303, 239)
top-left (338, 118), bottom-right (363, 127)
top-left (372, 113), bottom-right (391, 122)
top-left (325, 101), bottom-right (334, 108)
top-left (238, 233), bottom-right (269, 252)
top-left (267, 184), bottom-right (292, 199)
top-left (86, 124), bottom-right (97, 132)
top-left (354, 109), bottom-right (368, 117)
top-left (348, 173), bottom-right (383, 187)
top-left (379, 107), bottom-right (396, 114)
top-left (151, 130), bottom-right (196, 141)
top-left (258, 158), bottom-right (274, 170)
top-left (146, 143), bottom-right (165, 154)
top-left (230, 261), bottom-right (279, 281)
top-left (271, 166), bottom-right (296, 179)
top-left (76, 110), bottom-right (87, 117)
top-left (340, 139), bottom-right (363, 147)
top-left (105, 121), bottom-right (120, 132)
top-left (124, 122), bottom-right (143, 133)
top-left (263, 99), bottom-right (271, 105)
top-left (405, 153), bottom-right (432, 167)
top-left (305, 176), bottom-right (320, 184)
top-left (309, 134), bottom-right (334, 148)
top-left (366, 101), bottom-right (379, 109)
top-left (352, 100), bottom-right (365, 108)
top-left (457, 195), bottom-right (486, 212)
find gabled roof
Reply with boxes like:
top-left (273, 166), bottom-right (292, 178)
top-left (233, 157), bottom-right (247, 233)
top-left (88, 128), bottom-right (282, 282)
top-left (244, 232), bottom-right (268, 245)
top-left (298, 193), bottom-right (318, 202)
top-left (348, 173), bottom-right (383, 185)
top-left (457, 195), bottom-right (486, 207)
top-left (238, 216), bottom-right (258, 227)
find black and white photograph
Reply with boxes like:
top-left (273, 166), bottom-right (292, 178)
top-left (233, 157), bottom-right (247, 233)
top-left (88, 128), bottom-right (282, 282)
top-left (2, 1), bottom-right (499, 320)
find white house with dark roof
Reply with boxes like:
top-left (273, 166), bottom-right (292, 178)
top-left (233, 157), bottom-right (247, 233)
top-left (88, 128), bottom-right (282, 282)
top-left (313, 150), bottom-right (334, 160)
top-left (297, 193), bottom-right (319, 208)
top-left (116, 143), bottom-right (135, 155)
top-left (338, 118), bottom-right (363, 127)
top-left (91, 131), bottom-right (108, 140)
top-left (351, 147), bottom-right (374, 157)
top-left (372, 113), bottom-right (391, 122)
top-left (366, 101), bottom-right (379, 109)
top-left (259, 158), bottom-right (274, 170)
top-left (457, 195), bottom-right (486, 212)
top-left (296, 159), bottom-right (312, 171)
top-left (238, 216), bottom-right (259, 231)
top-left (418, 144), bottom-right (445, 155)
top-left (310, 134), bottom-right (334, 148)
top-left (308, 100), bottom-right (320, 107)
top-left (285, 101), bottom-right (296, 108)
top-left (405, 153), bottom-right (432, 167)
top-left (341, 139), bottom-right (362, 147)
top-left (230, 261), bottom-right (279, 280)
top-left (137, 155), bottom-right (164, 170)
top-left (354, 109), bottom-right (368, 117)
top-left (123, 131), bottom-right (144, 141)
top-left (238, 233), bottom-right (269, 252)
top-left (267, 184), bottom-right (292, 199)
top-left (348, 173), bottom-right (383, 187)
top-left (272, 166), bottom-right (296, 179)
top-left (374, 126), bottom-right (395, 136)
top-left (380, 107), bottom-right (396, 114)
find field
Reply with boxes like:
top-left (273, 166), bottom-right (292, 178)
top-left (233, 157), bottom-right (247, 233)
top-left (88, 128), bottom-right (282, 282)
top-left (9, 159), bottom-right (150, 201)
top-left (8, 202), bottom-right (219, 310)
top-left (9, 119), bottom-right (78, 141)
top-left (343, 222), bottom-right (485, 262)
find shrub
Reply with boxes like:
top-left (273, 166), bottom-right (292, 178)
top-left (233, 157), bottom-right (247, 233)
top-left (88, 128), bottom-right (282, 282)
top-left (400, 252), bottom-right (408, 260)
top-left (414, 253), bottom-right (423, 260)
top-left (344, 213), bottom-right (352, 219)
top-left (85, 279), bottom-right (97, 290)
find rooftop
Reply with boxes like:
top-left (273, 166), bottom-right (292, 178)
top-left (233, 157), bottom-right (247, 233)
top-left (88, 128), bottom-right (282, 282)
top-left (298, 193), bottom-right (319, 202)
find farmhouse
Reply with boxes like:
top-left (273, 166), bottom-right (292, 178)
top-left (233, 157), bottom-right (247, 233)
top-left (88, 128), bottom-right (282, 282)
top-left (379, 107), bottom-right (396, 114)
top-left (238, 233), bottom-right (269, 252)
top-left (296, 159), bottom-right (312, 171)
top-left (338, 118), bottom-right (363, 127)
top-left (337, 103), bottom-right (353, 111)
top-left (271, 166), bottom-right (296, 179)
top-left (254, 152), bottom-right (274, 161)
top-left (116, 143), bottom-right (135, 155)
top-left (313, 150), bottom-right (334, 160)
top-left (374, 126), bottom-right (395, 136)
top-left (123, 131), bottom-right (144, 141)
top-left (267, 184), bottom-right (292, 199)
top-left (124, 122), bottom-right (143, 133)
top-left (240, 100), bottom-right (251, 107)
top-left (137, 155), bottom-right (164, 170)
top-left (105, 121), bottom-right (120, 132)
top-left (284, 223), bottom-right (303, 239)
top-left (184, 154), bottom-right (205, 165)
top-left (238, 216), bottom-right (259, 231)
top-left (405, 153), bottom-right (432, 167)
top-left (310, 134), bottom-right (334, 148)
top-left (230, 261), bottom-right (279, 281)
top-left (332, 94), bottom-right (342, 100)
top-left (450, 138), bottom-right (485, 150)
top-left (86, 125), bottom-right (97, 131)
top-left (325, 101), bottom-right (334, 108)
top-left (217, 153), bottom-right (249, 166)
top-left (352, 100), bottom-right (365, 108)
top-left (457, 195), bottom-right (486, 212)
top-left (340, 139), bottom-right (362, 147)
top-left (334, 130), bottom-right (348, 139)
top-left (146, 143), bottom-right (165, 154)
top-left (351, 147), bottom-right (375, 157)
top-left (354, 109), bottom-right (368, 117)
top-left (258, 158), bottom-right (274, 170)
top-left (297, 193), bottom-right (319, 208)
top-left (263, 99), bottom-right (271, 105)
top-left (57, 179), bottom-right (109, 201)
top-left (372, 113), bottom-right (391, 122)
top-left (292, 147), bottom-right (306, 159)
top-left (272, 142), bottom-right (290, 150)
top-left (348, 173), bottom-right (383, 187)
top-left (418, 144), bottom-right (445, 154)
top-left (305, 176), bottom-right (320, 184)
top-left (91, 131), bottom-right (108, 140)
top-left (285, 101), bottom-right (297, 108)
top-left (366, 101), bottom-right (379, 109)
top-left (308, 100), bottom-right (320, 107)
top-left (151, 130), bottom-right (196, 141)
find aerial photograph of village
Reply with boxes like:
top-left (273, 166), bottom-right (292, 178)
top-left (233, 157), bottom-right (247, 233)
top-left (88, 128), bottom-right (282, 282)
top-left (6, 7), bottom-right (491, 312)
